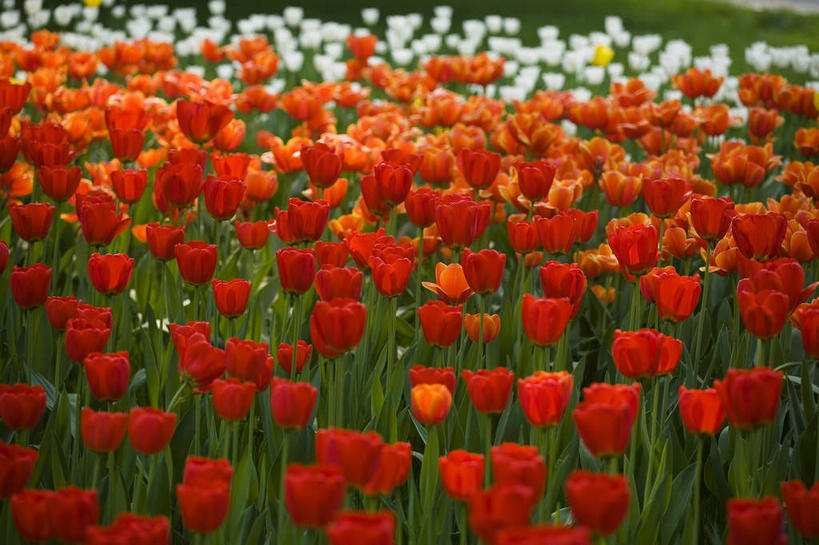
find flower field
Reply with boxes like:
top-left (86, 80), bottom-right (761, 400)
top-left (3, 0), bottom-right (819, 544)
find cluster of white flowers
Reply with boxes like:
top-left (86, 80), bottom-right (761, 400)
top-left (2, 0), bottom-right (818, 112)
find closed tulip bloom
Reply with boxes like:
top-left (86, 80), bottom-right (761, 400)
top-left (491, 443), bottom-right (547, 499)
top-left (462, 368), bottom-right (515, 414)
top-left (146, 223), bottom-right (186, 261)
top-left (714, 367), bottom-right (783, 430)
top-left (599, 171), bottom-right (643, 208)
top-left (573, 383), bottom-right (640, 458)
top-left (178, 333), bottom-right (226, 393)
top-left (175, 241), bottom-right (217, 285)
top-left (316, 428), bottom-right (384, 488)
top-left (225, 337), bottom-right (272, 391)
top-left (49, 487), bottom-right (100, 544)
top-left (183, 456), bottom-right (234, 486)
top-left (0, 384), bottom-right (46, 430)
top-left (792, 301), bottom-right (819, 358)
top-left (81, 408), bottom-right (128, 452)
top-left (327, 510), bottom-right (395, 545)
top-left (210, 153), bottom-right (250, 179)
top-left (11, 489), bottom-right (53, 542)
top-left (640, 268), bottom-right (701, 322)
top-left (234, 221), bottom-right (269, 249)
top-left (212, 278), bottom-right (251, 318)
top-left (732, 213), bottom-right (787, 260)
top-left (277, 248), bottom-right (316, 294)
top-left (37, 165), bottom-right (81, 202)
top-left (434, 194), bottom-right (492, 250)
top-left (411, 383), bottom-right (452, 425)
top-left (418, 301), bottom-right (463, 348)
top-left (84, 513), bottom-right (170, 545)
top-left (176, 99), bottom-right (233, 144)
top-left (781, 480), bottom-right (819, 538)
top-left (678, 387), bottom-right (725, 435)
top-left (641, 177), bottom-right (692, 218)
top-left (409, 365), bottom-right (457, 395)
top-left (690, 196), bottom-right (735, 242)
top-left (517, 371), bottom-right (574, 428)
top-left (314, 266), bottom-right (363, 301)
top-left (611, 329), bottom-right (682, 379)
top-left (515, 159), bottom-right (556, 201)
top-left (565, 471), bottom-right (629, 536)
top-left (177, 481), bottom-right (231, 534)
top-left (279, 199), bottom-right (330, 244)
top-left (521, 294), bottom-right (572, 348)
top-left (507, 218), bottom-right (539, 254)
top-left (315, 241), bottom-right (349, 268)
top-left (535, 213), bottom-right (578, 255)
top-left (423, 262), bottom-right (473, 304)
top-left (495, 524), bottom-right (592, 545)
top-left (128, 407), bottom-right (177, 455)
top-left (370, 161), bottom-right (414, 207)
top-left (170, 322), bottom-right (210, 355)
top-left (156, 161), bottom-right (204, 210)
top-left (309, 298), bottom-right (366, 358)
top-left (84, 351), bottom-right (130, 401)
top-left (285, 464), bottom-right (345, 528)
top-left (302, 143), bottom-right (343, 188)
top-left (9, 203), bottom-right (54, 241)
top-left (405, 187), bottom-right (440, 228)
top-left (369, 256), bottom-right (412, 297)
top-left (87, 253), bottom-right (134, 296)
top-left (0, 440), bottom-right (37, 498)
top-left (439, 450), bottom-right (484, 501)
top-left (203, 175), bottom-right (244, 220)
top-left (363, 442), bottom-right (412, 495)
top-left (464, 313), bottom-right (501, 343)
top-left (539, 261), bottom-right (587, 319)
top-left (462, 249), bottom-right (506, 294)
top-left (65, 318), bottom-right (111, 363)
top-left (737, 281), bottom-right (789, 339)
top-left (270, 378), bottom-right (317, 429)
top-left (457, 148), bottom-right (501, 190)
top-left (468, 484), bottom-right (536, 545)
top-left (727, 497), bottom-right (786, 545)
top-left (277, 341), bottom-right (313, 375)
top-left (10, 264), bottom-right (51, 308)
top-left (0, 240), bottom-right (8, 272)
top-left (111, 169), bottom-right (148, 204)
top-left (109, 127), bottom-right (145, 161)
top-left (46, 296), bottom-right (80, 331)
top-left (608, 224), bottom-right (659, 278)
top-left (0, 135), bottom-right (18, 172)
top-left (76, 193), bottom-right (131, 247)
top-left (211, 378), bottom-right (256, 421)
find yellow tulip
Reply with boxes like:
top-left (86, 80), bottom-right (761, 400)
top-left (592, 45), bottom-right (614, 67)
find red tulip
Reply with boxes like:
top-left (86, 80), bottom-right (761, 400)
top-left (0, 135), bottom-right (19, 172)
top-left (314, 266), bottom-right (363, 301)
top-left (435, 194), bottom-right (492, 250)
top-left (418, 301), bottom-right (463, 348)
top-left (611, 329), bottom-right (682, 379)
top-left (690, 196), bottom-right (735, 242)
top-left (494, 524), bottom-right (592, 545)
top-left (491, 443), bottom-right (547, 498)
top-left (0, 439), bottom-right (37, 498)
top-left (301, 143), bottom-right (342, 188)
top-left (573, 383), bottom-right (640, 457)
top-left (109, 128), bottom-right (145, 161)
top-left (0, 240), bottom-right (8, 272)
top-left (37, 165), bottom-right (81, 202)
top-left (87, 253), bottom-right (134, 295)
top-left (155, 160), bottom-right (204, 210)
top-left (316, 428), bottom-right (384, 488)
top-left (535, 213), bottom-right (578, 255)
top-left (176, 481), bottom-right (231, 534)
top-left (468, 484), bottom-right (536, 544)
top-left (608, 224), bottom-right (659, 278)
top-left (411, 384), bottom-right (453, 425)
top-left (539, 261), bottom-right (587, 319)
top-left (225, 337), bottom-right (272, 391)
top-left (792, 300), bottom-right (819, 358)
top-left (327, 510), bottom-right (395, 545)
top-left (111, 169), bottom-right (148, 204)
top-left (65, 318), bottom-right (111, 363)
top-left (285, 464), bottom-right (345, 528)
top-left (276, 341), bottom-right (313, 375)
top-left (128, 407), bottom-right (177, 455)
top-left (565, 470), bottom-right (630, 536)
top-left (310, 298), bottom-right (366, 358)
top-left (84, 513), bottom-right (170, 545)
top-left (270, 378), bottom-right (317, 429)
top-left (439, 450), bottom-right (484, 501)
top-left (370, 161), bottom-right (414, 206)
top-left (640, 267), bottom-right (701, 322)
top-left (84, 351), bottom-right (130, 401)
top-left (464, 313), bottom-right (501, 343)
top-left (678, 387), bottom-right (725, 435)
top-left (10, 263), bottom-right (51, 308)
top-left (212, 278), bottom-right (251, 318)
top-left (714, 367), bottom-right (783, 430)
top-left (234, 221), bottom-right (269, 249)
top-left (276, 248), bottom-right (316, 294)
top-left (169, 321), bottom-right (210, 355)
top-left (178, 333), bottom-right (226, 392)
top-left (145, 223), bottom-right (185, 261)
top-left (726, 497), bottom-right (786, 545)
top-left (81, 408), bottom-right (128, 452)
top-left (507, 218), bottom-right (540, 254)
top-left (405, 187), bottom-right (440, 227)
top-left (369, 256), bottom-right (413, 297)
top-left (515, 159), bottom-right (556, 201)
top-left (731, 213), bottom-right (787, 260)
top-left (9, 203), bottom-right (54, 242)
top-left (176, 99), bottom-right (234, 144)
top-left (203, 175), bottom-right (244, 220)
top-left (517, 371), bottom-right (574, 428)
top-left (736, 280), bottom-right (789, 339)
top-left (0, 384), bottom-right (46, 430)
top-left (315, 241), bottom-right (349, 268)
top-left (363, 442), bottom-right (411, 495)
top-left (409, 365), bottom-right (456, 395)
top-left (76, 193), bottom-right (131, 247)
top-left (462, 249), bottom-right (506, 294)
top-left (641, 177), bottom-right (692, 218)
top-left (211, 378), bottom-right (256, 421)
top-left (175, 241), bottom-right (217, 285)
top-left (461, 368), bottom-right (514, 414)
top-left (49, 486), bottom-right (100, 544)
top-left (182, 456), bottom-right (233, 486)
top-left (521, 295), bottom-right (572, 347)
top-left (211, 153), bottom-right (251, 179)
top-left (11, 489), bottom-right (53, 542)
top-left (781, 480), bottom-right (819, 538)
top-left (457, 148), bottom-right (501, 190)
top-left (739, 259), bottom-right (817, 314)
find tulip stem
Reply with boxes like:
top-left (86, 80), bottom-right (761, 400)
top-left (277, 430), bottom-right (290, 538)
top-left (290, 294), bottom-right (302, 381)
top-left (246, 396), bottom-right (256, 460)
top-left (459, 502), bottom-right (468, 545)
top-left (691, 244), bottom-right (711, 384)
top-left (144, 454), bottom-right (157, 515)
top-left (690, 436), bottom-right (703, 545)
top-left (544, 425), bottom-right (560, 519)
top-left (755, 337), bottom-right (765, 367)
top-left (54, 332), bottom-right (63, 394)
top-left (51, 201), bottom-right (62, 289)
top-left (483, 414), bottom-right (493, 486)
top-left (414, 226), bottom-right (424, 340)
top-left (478, 295), bottom-right (485, 368)
top-left (629, 276), bottom-right (642, 331)
top-left (387, 297), bottom-right (397, 399)
top-left (335, 359), bottom-right (345, 429)
top-left (643, 378), bottom-right (660, 499)
top-left (194, 393), bottom-right (201, 456)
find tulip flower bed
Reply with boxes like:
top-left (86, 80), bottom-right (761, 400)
top-left (3, 1), bottom-right (819, 544)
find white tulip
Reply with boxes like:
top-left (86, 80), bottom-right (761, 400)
top-left (431, 17), bottom-right (451, 35)
top-left (485, 15), bottom-right (502, 34)
top-left (283, 7), bottom-right (303, 27)
top-left (361, 8), bottom-right (379, 26)
top-left (434, 6), bottom-right (453, 19)
top-left (537, 25), bottom-right (559, 42)
top-left (542, 72), bottom-right (565, 90)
